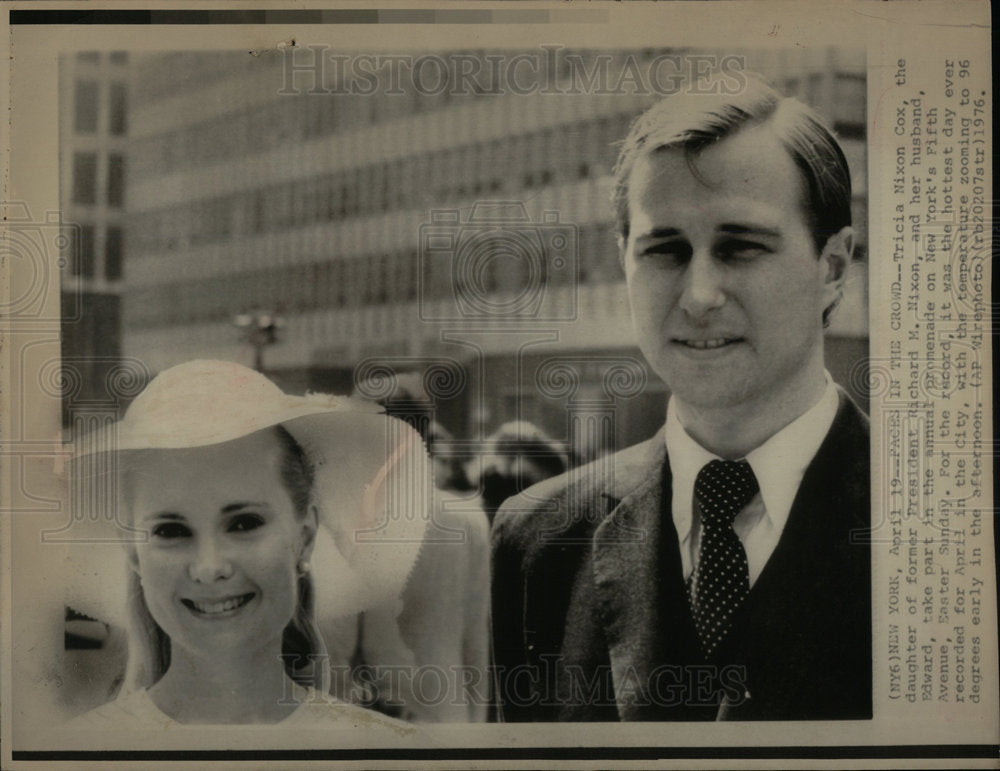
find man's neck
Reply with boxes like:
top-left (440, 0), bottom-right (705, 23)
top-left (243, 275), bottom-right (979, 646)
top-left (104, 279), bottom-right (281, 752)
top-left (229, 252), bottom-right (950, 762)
top-left (674, 368), bottom-right (828, 459)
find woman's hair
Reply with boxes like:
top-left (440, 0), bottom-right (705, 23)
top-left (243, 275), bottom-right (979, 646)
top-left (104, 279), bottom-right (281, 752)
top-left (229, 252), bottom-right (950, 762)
top-left (122, 425), bottom-right (329, 693)
top-left (272, 425), bottom-right (328, 691)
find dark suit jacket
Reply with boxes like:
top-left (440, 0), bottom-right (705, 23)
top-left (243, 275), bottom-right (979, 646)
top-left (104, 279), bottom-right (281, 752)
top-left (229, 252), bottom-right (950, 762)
top-left (491, 391), bottom-right (871, 721)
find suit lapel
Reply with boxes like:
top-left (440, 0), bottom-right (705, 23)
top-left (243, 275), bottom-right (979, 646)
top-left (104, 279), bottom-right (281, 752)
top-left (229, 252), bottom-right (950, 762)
top-left (591, 431), bottom-right (667, 720)
top-left (719, 392), bottom-right (870, 718)
top-left (749, 390), bottom-right (867, 600)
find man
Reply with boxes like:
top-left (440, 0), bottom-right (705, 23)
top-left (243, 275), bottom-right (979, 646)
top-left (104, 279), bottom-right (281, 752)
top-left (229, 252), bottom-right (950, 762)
top-left (491, 76), bottom-right (871, 721)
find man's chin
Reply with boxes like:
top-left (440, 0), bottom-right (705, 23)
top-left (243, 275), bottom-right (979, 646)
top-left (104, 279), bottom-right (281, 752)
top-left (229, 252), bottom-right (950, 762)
top-left (671, 388), bottom-right (750, 413)
top-left (662, 370), bottom-right (755, 413)
top-left (658, 346), bottom-right (747, 383)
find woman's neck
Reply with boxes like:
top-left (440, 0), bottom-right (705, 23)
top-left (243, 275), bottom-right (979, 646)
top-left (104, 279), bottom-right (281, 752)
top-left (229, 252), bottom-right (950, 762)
top-left (148, 643), bottom-right (310, 724)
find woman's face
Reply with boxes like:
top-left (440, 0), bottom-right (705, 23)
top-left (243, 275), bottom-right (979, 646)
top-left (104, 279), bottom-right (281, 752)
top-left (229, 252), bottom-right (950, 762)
top-left (128, 430), bottom-right (314, 660)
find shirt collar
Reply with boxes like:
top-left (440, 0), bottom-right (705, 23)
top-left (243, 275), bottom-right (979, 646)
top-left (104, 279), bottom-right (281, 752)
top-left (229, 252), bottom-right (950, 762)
top-left (665, 399), bottom-right (716, 545)
top-left (666, 373), bottom-right (840, 543)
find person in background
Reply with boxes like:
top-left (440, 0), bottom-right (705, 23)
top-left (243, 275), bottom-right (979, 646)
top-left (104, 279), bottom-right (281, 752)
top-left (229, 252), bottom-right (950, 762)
top-left (477, 421), bottom-right (569, 526)
top-left (326, 379), bottom-right (491, 721)
top-left (426, 421), bottom-right (474, 493)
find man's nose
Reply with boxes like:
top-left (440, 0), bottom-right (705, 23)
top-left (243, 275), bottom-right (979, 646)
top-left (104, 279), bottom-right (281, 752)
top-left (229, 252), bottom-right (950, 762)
top-left (188, 537), bottom-right (234, 583)
top-left (678, 251), bottom-right (726, 317)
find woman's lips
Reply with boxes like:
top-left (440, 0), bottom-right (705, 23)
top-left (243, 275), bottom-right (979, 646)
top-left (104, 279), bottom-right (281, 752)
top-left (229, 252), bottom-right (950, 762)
top-left (181, 592), bottom-right (255, 616)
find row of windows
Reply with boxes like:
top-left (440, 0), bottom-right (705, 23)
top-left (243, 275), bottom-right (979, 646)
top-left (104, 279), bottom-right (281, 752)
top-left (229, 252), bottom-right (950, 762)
top-left (128, 77), bottom-right (639, 179)
top-left (128, 113), bottom-right (635, 254)
top-left (64, 223), bottom-right (124, 281)
top-left (72, 152), bottom-right (126, 208)
top-left (125, 222), bottom-right (621, 328)
top-left (133, 51), bottom-right (264, 105)
top-left (132, 48), bottom-right (682, 113)
top-left (76, 51), bottom-right (128, 66)
top-left (73, 79), bottom-right (127, 135)
top-left (128, 62), bottom-right (863, 182)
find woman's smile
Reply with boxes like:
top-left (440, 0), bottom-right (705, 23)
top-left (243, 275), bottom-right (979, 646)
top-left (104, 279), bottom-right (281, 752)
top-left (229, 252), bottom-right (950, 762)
top-left (181, 592), bottom-right (257, 618)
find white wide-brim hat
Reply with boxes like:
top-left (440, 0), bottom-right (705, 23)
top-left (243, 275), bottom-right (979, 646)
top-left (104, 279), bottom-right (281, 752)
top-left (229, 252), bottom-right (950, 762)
top-left (65, 359), bottom-right (432, 628)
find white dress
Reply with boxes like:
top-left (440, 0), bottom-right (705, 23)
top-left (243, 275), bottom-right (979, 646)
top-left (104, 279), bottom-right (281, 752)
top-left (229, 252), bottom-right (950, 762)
top-left (66, 687), bottom-right (412, 730)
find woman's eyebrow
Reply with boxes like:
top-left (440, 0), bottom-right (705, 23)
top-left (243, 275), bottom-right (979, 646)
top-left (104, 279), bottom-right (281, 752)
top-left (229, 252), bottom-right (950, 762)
top-left (141, 511), bottom-right (185, 522)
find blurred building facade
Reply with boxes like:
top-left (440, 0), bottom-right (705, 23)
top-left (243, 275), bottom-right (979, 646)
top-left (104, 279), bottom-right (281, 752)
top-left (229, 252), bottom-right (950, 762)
top-left (58, 51), bottom-right (130, 425)
top-left (118, 47), bottom-right (868, 455)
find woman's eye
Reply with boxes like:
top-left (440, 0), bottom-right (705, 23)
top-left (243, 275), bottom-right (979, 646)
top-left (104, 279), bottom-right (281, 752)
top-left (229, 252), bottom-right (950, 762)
top-left (151, 522), bottom-right (191, 539)
top-left (228, 513), bottom-right (265, 533)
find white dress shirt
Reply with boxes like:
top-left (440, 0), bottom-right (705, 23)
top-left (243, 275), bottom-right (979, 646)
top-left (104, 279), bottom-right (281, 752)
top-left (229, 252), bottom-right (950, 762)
top-left (665, 374), bottom-right (840, 586)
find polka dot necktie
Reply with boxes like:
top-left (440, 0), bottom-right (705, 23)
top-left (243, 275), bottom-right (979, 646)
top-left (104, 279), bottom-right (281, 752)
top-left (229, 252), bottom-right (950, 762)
top-left (688, 459), bottom-right (760, 659)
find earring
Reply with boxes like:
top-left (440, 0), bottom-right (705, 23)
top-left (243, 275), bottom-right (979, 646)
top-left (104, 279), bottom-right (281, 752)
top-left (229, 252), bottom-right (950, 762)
top-left (297, 559), bottom-right (311, 576)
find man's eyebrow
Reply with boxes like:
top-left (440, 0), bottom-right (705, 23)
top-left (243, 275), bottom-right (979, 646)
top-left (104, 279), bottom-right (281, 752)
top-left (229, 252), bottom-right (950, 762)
top-left (221, 502), bottom-right (266, 514)
top-left (718, 224), bottom-right (782, 238)
top-left (633, 227), bottom-right (683, 240)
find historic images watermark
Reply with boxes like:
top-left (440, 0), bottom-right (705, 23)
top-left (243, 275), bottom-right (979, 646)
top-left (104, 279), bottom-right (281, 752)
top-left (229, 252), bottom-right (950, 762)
top-left (279, 658), bottom-right (750, 713)
top-left (280, 47), bottom-right (748, 98)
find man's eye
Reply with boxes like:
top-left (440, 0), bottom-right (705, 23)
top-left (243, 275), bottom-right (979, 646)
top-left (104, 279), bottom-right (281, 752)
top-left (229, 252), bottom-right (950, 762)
top-left (639, 242), bottom-right (691, 265)
top-left (151, 522), bottom-right (191, 539)
top-left (718, 240), bottom-right (769, 261)
top-left (228, 514), bottom-right (265, 533)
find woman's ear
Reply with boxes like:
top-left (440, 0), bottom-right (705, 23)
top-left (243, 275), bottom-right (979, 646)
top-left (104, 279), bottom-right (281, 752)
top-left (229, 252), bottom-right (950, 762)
top-left (299, 504), bottom-right (319, 561)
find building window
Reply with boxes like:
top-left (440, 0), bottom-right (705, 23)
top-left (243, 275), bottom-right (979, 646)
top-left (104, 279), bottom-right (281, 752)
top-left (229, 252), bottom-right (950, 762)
top-left (109, 51), bottom-right (128, 66)
top-left (79, 224), bottom-right (96, 278)
top-left (807, 73), bottom-right (825, 107)
top-left (105, 226), bottom-right (123, 280)
top-left (109, 83), bottom-right (127, 135)
top-left (107, 154), bottom-right (125, 208)
top-left (834, 73), bottom-right (866, 128)
top-left (76, 51), bottom-right (100, 64)
top-left (65, 226), bottom-right (80, 275)
top-left (332, 260), bottom-right (346, 307)
top-left (372, 254), bottom-right (387, 304)
top-left (74, 80), bottom-right (99, 133)
top-left (72, 152), bottom-right (98, 205)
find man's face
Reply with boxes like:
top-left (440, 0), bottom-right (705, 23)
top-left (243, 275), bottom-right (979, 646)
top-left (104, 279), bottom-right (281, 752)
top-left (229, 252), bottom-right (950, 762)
top-left (622, 125), bottom-right (846, 417)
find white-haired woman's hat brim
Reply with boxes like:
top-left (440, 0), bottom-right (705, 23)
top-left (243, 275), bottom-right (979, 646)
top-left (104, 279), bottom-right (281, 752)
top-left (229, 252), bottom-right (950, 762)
top-left (66, 359), bottom-right (431, 627)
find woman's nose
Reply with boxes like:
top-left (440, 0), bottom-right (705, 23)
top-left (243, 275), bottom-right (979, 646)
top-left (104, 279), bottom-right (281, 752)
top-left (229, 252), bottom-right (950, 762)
top-left (188, 538), bottom-right (234, 583)
top-left (678, 251), bottom-right (726, 318)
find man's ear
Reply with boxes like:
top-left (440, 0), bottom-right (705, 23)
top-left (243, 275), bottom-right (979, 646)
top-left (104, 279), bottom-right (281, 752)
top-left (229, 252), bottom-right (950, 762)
top-left (819, 226), bottom-right (854, 316)
top-left (300, 504), bottom-right (319, 561)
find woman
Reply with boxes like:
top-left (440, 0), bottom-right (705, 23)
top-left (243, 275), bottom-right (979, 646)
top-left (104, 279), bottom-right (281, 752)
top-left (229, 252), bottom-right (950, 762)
top-left (65, 360), bottom-right (430, 726)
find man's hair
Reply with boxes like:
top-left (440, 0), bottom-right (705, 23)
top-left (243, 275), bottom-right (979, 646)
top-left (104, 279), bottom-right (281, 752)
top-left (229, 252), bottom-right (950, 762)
top-left (612, 74), bottom-right (853, 255)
